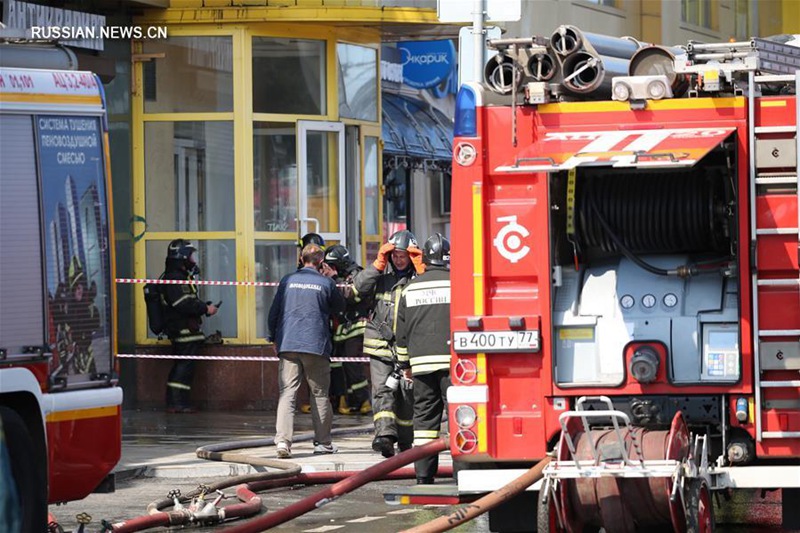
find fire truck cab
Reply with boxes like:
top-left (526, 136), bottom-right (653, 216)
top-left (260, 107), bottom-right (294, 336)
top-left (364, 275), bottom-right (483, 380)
top-left (0, 67), bottom-right (121, 531)
top-left (445, 33), bottom-right (799, 532)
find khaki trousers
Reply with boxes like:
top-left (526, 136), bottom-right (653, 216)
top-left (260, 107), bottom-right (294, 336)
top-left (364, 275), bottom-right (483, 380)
top-left (275, 351), bottom-right (333, 446)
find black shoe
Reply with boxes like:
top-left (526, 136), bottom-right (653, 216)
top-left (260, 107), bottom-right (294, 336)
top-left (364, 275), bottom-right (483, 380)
top-left (372, 436), bottom-right (396, 458)
top-left (416, 477), bottom-right (435, 485)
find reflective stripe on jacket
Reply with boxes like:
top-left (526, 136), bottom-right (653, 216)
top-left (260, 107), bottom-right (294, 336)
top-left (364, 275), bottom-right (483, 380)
top-left (395, 267), bottom-right (451, 375)
top-left (351, 264), bottom-right (413, 360)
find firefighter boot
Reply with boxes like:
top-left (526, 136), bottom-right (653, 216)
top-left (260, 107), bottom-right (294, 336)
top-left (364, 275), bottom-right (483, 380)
top-left (372, 436), bottom-right (396, 458)
top-left (359, 400), bottom-right (372, 415)
top-left (300, 404), bottom-right (312, 414)
top-left (166, 386), bottom-right (196, 414)
top-left (338, 396), bottom-right (357, 415)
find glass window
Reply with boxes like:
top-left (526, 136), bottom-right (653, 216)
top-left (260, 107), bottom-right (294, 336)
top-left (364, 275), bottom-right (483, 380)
top-left (383, 166), bottom-right (408, 238)
top-left (143, 37), bottom-right (233, 113)
top-left (254, 122), bottom-right (297, 232)
top-left (146, 240), bottom-right (237, 338)
top-left (734, 0), bottom-right (751, 39)
top-left (255, 241), bottom-right (301, 339)
top-left (144, 121), bottom-right (235, 232)
top-left (582, 0), bottom-right (617, 6)
top-left (305, 129), bottom-right (340, 234)
top-left (364, 136), bottom-right (380, 235)
top-left (681, 0), bottom-right (713, 28)
top-left (337, 43), bottom-right (378, 122)
top-left (253, 38), bottom-right (326, 115)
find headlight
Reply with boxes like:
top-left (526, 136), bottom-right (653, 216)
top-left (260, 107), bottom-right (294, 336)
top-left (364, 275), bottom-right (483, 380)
top-left (454, 405), bottom-right (477, 429)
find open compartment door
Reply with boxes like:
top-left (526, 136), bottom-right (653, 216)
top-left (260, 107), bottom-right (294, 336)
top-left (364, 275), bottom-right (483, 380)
top-left (495, 127), bottom-right (736, 172)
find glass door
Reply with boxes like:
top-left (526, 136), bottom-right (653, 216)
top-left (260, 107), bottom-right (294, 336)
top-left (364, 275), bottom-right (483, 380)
top-left (297, 121), bottom-right (346, 246)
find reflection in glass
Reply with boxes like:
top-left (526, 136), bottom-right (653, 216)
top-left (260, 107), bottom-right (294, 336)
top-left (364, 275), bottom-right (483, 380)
top-left (253, 38), bottom-right (325, 115)
top-left (143, 36), bottom-right (233, 113)
top-left (337, 43), bottom-right (377, 121)
top-left (364, 136), bottom-right (379, 235)
top-left (145, 122), bottom-right (234, 232)
top-left (253, 122), bottom-right (297, 233)
top-left (146, 240), bottom-right (237, 338)
top-left (305, 130), bottom-right (340, 234)
top-left (255, 241), bottom-right (300, 339)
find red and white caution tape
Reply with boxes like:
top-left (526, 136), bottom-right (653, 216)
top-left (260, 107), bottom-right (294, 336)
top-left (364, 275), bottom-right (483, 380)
top-left (116, 353), bottom-right (369, 362)
top-left (116, 277), bottom-right (280, 287)
top-left (116, 278), bottom-right (349, 288)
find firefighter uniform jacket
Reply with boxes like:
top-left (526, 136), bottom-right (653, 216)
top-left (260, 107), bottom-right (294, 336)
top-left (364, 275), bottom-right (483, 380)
top-left (162, 265), bottom-right (208, 344)
top-left (351, 264), bottom-right (414, 360)
top-left (395, 266), bottom-right (451, 375)
top-left (332, 263), bottom-right (371, 347)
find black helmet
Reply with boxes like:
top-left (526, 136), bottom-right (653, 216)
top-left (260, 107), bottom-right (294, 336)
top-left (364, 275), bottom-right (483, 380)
top-left (388, 230), bottom-right (418, 252)
top-left (299, 232), bottom-right (326, 250)
top-left (423, 233), bottom-right (451, 267)
top-left (167, 239), bottom-right (197, 262)
top-left (324, 244), bottom-right (352, 272)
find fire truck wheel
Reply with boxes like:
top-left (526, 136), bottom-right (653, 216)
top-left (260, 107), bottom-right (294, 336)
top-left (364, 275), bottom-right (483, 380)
top-left (685, 479), bottom-right (715, 533)
top-left (536, 490), bottom-right (562, 532)
top-left (0, 406), bottom-right (47, 533)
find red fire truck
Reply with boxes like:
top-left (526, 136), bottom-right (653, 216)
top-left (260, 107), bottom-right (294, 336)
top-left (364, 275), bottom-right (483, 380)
top-left (444, 34), bottom-right (799, 532)
top-left (0, 67), bottom-right (121, 532)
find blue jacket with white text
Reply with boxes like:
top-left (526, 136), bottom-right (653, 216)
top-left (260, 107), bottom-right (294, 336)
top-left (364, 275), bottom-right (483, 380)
top-left (268, 266), bottom-right (346, 356)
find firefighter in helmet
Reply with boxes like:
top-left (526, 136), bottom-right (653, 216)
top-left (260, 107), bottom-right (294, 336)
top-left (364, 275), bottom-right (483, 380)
top-left (162, 239), bottom-right (218, 413)
top-left (352, 229), bottom-right (425, 457)
top-left (395, 233), bottom-right (452, 484)
top-left (324, 244), bottom-right (372, 415)
top-left (55, 256), bottom-right (101, 375)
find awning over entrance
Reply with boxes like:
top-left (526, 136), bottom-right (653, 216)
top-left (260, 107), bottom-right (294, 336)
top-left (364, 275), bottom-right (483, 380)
top-left (495, 127), bottom-right (736, 172)
top-left (382, 93), bottom-right (453, 162)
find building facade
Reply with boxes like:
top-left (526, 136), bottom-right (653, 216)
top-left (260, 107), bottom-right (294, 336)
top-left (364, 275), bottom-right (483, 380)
top-left (3, 0), bottom-right (797, 410)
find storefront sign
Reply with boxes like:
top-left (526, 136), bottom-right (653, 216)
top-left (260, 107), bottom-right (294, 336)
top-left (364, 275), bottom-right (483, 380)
top-left (381, 46), bottom-right (404, 85)
top-left (397, 40), bottom-right (456, 90)
top-left (2, 0), bottom-right (106, 51)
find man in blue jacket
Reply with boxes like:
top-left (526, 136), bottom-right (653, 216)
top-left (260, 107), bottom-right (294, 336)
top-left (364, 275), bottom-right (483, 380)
top-left (268, 243), bottom-right (346, 458)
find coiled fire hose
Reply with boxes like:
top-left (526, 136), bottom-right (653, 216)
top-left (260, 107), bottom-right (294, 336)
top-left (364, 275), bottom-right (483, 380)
top-left (224, 438), bottom-right (448, 532)
top-left (103, 426), bottom-right (453, 532)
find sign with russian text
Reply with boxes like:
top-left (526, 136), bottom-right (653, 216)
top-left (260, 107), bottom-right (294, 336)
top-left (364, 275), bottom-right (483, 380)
top-left (397, 40), bottom-right (456, 90)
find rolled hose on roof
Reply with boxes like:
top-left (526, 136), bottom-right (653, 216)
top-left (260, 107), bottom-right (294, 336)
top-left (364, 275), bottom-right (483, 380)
top-left (551, 25), bottom-right (643, 59)
top-left (562, 51), bottom-right (630, 96)
top-left (629, 45), bottom-right (690, 97)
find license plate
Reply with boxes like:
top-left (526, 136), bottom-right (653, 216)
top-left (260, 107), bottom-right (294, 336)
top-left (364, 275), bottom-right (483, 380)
top-left (452, 331), bottom-right (540, 353)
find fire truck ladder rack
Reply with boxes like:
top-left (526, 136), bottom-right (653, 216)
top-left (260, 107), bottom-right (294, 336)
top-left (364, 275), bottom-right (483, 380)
top-left (544, 396), bottom-right (682, 480)
top-left (674, 38), bottom-right (800, 92)
top-left (749, 69), bottom-right (800, 441)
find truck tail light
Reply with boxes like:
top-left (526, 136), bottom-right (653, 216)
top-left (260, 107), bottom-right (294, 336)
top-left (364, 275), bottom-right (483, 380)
top-left (455, 429), bottom-right (478, 453)
top-left (455, 405), bottom-right (477, 429)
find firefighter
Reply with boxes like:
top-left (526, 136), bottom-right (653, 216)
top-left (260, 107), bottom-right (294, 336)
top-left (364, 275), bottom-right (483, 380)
top-left (324, 244), bottom-right (372, 415)
top-left (352, 230), bottom-right (425, 457)
top-left (395, 233), bottom-right (451, 484)
top-left (162, 239), bottom-right (218, 413)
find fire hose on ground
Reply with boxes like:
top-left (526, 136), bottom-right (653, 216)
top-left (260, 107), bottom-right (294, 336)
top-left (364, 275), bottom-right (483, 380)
top-left (224, 438), bottom-right (449, 533)
top-left (400, 455), bottom-right (553, 533)
top-left (99, 426), bottom-right (453, 532)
